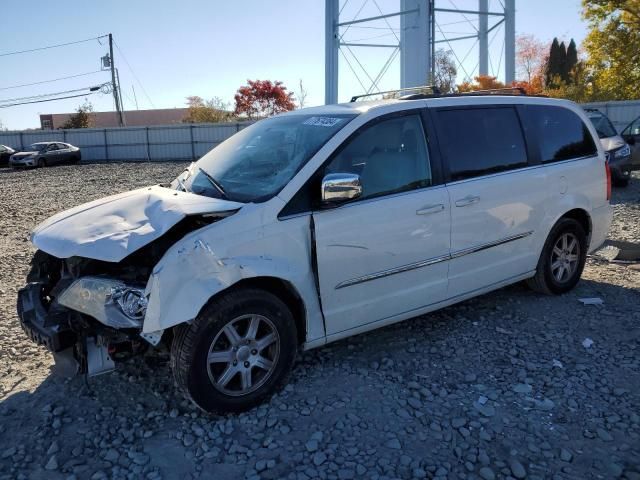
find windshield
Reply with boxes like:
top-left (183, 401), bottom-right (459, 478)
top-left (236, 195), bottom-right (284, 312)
top-left (29, 143), bottom-right (48, 152)
top-left (587, 113), bottom-right (617, 139)
top-left (174, 113), bottom-right (356, 202)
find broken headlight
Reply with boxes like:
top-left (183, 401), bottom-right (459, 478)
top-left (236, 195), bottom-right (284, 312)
top-left (58, 277), bottom-right (147, 329)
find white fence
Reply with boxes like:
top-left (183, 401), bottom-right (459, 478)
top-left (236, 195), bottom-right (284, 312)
top-left (0, 122), bottom-right (254, 162)
top-left (582, 100), bottom-right (640, 132)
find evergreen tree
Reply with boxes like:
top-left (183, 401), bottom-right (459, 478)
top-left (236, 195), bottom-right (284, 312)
top-left (565, 39), bottom-right (578, 84)
top-left (558, 41), bottom-right (568, 83)
top-left (546, 38), bottom-right (561, 86)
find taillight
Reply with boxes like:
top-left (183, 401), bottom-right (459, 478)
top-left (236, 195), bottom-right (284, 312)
top-left (605, 160), bottom-right (611, 201)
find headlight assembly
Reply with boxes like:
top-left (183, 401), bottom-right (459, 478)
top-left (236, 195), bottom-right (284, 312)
top-left (58, 276), bottom-right (147, 329)
top-left (614, 144), bottom-right (631, 159)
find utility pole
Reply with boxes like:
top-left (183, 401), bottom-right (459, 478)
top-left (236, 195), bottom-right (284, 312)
top-left (108, 33), bottom-right (124, 127)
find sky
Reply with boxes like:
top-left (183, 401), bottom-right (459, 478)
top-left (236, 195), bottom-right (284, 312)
top-left (0, 0), bottom-right (588, 130)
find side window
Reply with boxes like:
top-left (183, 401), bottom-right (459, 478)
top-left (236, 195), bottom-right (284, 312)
top-left (623, 118), bottom-right (640, 136)
top-left (436, 107), bottom-right (528, 181)
top-left (57, 143), bottom-right (68, 150)
top-left (524, 105), bottom-right (597, 162)
top-left (324, 114), bottom-right (431, 200)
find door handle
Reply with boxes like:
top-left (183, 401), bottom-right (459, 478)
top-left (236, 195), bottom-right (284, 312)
top-left (455, 195), bottom-right (480, 207)
top-left (416, 203), bottom-right (445, 215)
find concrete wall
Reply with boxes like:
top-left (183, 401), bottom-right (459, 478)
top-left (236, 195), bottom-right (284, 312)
top-left (0, 122), bottom-right (254, 162)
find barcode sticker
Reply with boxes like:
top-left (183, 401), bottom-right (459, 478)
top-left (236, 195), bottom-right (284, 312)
top-left (302, 117), bottom-right (343, 127)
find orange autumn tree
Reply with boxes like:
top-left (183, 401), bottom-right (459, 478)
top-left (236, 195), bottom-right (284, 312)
top-left (456, 75), bottom-right (506, 92)
top-left (234, 80), bottom-right (296, 120)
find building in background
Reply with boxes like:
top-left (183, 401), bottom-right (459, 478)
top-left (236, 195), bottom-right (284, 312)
top-left (40, 108), bottom-right (190, 129)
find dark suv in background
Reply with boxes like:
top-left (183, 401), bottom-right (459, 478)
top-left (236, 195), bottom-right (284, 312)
top-left (621, 114), bottom-right (640, 174)
top-left (585, 109), bottom-right (633, 186)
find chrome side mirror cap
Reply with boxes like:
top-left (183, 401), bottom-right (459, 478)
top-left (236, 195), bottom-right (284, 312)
top-left (321, 173), bottom-right (362, 203)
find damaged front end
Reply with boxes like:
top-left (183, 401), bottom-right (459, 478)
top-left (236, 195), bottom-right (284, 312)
top-left (17, 203), bottom-right (239, 377)
top-left (18, 251), bottom-right (151, 377)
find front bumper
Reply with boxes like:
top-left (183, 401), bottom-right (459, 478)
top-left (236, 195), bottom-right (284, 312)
top-left (17, 283), bottom-right (77, 352)
top-left (10, 158), bottom-right (36, 167)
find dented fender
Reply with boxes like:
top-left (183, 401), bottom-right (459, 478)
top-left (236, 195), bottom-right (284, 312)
top-left (142, 205), bottom-right (325, 346)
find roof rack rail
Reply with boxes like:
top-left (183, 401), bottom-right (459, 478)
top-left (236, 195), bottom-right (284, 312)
top-left (396, 86), bottom-right (530, 101)
top-left (459, 87), bottom-right (526, 96)
top-left (350, 85), bottom-right (441, 103)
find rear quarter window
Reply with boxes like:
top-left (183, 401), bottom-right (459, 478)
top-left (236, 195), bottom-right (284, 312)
top-left (522, 105), bottom-right (597, 163)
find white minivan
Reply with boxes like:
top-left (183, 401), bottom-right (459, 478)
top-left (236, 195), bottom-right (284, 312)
top-left (18, 90), bottom-right (612, 413)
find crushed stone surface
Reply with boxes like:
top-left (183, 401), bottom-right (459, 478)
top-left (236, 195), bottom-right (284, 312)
top-left (0, 163), bottom-right (638, 479)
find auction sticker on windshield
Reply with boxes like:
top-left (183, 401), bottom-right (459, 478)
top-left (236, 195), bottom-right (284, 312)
top-left (302, 117), bottom-right (344, 127)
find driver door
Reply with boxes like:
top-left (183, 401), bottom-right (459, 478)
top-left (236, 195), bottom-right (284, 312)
top-left (312, 111), bottom-right (451, 336)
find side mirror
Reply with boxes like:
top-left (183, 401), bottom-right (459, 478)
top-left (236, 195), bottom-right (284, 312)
top-left (626, 135), bottom-right (636, 145)
top-left (321, 173), bottom-right (362, 204)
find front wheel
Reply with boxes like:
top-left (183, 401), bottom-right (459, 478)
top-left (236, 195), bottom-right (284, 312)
top-left (171, 288), bottom-right (298, 414)
top-left (526, 218), bottom-right (588, 295)
top-left (37, 158), bottom-right (46, 168)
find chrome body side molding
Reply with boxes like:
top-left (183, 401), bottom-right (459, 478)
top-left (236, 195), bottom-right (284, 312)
top-left (335, 230), bottom-right (533, 289)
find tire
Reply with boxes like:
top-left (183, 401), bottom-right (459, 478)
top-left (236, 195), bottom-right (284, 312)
top-left (613, 176), bottom-right (629, 187)
top-left (37, 158), bottom-right (46, 168)
top-left (526, 218), bottom-right (588, 295)
top-left (171, 288), bottom-right (298, 414)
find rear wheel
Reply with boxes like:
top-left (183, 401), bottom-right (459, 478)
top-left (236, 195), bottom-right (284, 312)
top-left (526, 218), bottom-right (588, 295)
top-left (613, 176), bottom-right (629, 187)
top-left (171, 288), bottom-right (298, 414)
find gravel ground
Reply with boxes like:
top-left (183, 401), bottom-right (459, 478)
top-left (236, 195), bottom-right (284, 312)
top-left (0, 163), bottom-right (639, 480)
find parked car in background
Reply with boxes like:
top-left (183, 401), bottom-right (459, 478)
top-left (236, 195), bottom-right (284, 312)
top-left (0, 144), bottom-right (16, 166)
top-left (621, 114), bottom-right (640, 173)
top-left (9, 142), bottom-right (81, 168)
top-left (585, 109), bottom-right (632, 186)
top-left (17, 92), bottom-right (612, 414)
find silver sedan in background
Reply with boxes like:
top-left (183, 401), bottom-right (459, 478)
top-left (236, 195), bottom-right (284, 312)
top-left (10, 142), bottom-right (81, 168)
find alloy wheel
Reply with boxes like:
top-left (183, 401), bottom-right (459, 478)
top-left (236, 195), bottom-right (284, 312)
top-left (206, 314), bottom-right (280, 396)
top-left (550, 232), bottom-right (580, 283)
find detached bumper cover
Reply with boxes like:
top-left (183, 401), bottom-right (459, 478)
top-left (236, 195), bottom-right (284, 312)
top-left (17, 283), bottom-right (77, 352)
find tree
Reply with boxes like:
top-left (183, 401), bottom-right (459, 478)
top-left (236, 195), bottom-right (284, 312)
top-left (295, 79), bottom-right (309, 109)
top-left (61, 100), bottom-right (94, 129)
top-left (516, 34), bottom-right (548, 83)
top-left (565, 39), bottom-right (579, 81)
top-left (433, 49), bottom-right (457, 93)
top-left (183, 96), bottom-right (233, 123)
top-left (234, 80), bottom-right (295, 119)
top-left (545, 38), bottom-right (566, 87)
top-left (582, 0), bottom-right (640, 100)
top-left (512, 77), bottom-right (545, 95)
top-left (457, 75), bottom-right (505, 92)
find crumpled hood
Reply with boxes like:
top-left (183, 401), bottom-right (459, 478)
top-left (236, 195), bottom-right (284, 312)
top-left (32, 185), bottom-right (243, 262)
top-left (600, 136), bottom-right (625, 152)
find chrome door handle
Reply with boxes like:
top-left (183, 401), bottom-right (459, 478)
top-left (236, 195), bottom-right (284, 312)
top-left (416, 203), bottom-right (445, 215)
top-left (455, 195), bottom-right (480, 207)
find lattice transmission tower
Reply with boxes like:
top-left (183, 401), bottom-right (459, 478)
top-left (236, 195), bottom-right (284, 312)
top-left (325, 0), bottom-right (515, 103)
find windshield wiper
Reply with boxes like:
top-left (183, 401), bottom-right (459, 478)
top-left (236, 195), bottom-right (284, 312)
top-left (198, 167), bottom-right (227, 199)
top-left (176, 175), bottom-right (188, 192)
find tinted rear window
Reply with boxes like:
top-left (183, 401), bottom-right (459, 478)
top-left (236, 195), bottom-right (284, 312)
top-left (523, 105), bottom-right (597, 162)
top-left (436, 107), bottom-right (528, 181)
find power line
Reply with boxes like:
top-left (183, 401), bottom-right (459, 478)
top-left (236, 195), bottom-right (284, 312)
top-left (0, 35), bottom-right (108, 58)
top-left (0, 84), bottom-right (106, 104)
top-left (0, 91), bottom-right (99, 109)
top-left (0, 71), bottom-right (104, 91)
top-left (113, 40), bottom-right (156, 108)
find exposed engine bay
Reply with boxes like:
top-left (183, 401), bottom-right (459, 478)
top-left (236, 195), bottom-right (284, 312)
top-left (17, 213), bottom-right (229, 377)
